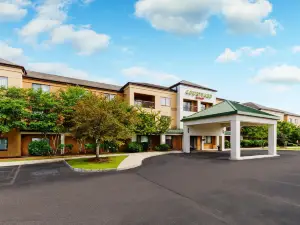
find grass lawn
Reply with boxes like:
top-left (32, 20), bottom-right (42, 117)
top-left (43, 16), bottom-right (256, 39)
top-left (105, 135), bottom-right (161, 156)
top-left (66, 155), bottom-right (128, 170)
top-left (278, 147), bottom-right (300, 151)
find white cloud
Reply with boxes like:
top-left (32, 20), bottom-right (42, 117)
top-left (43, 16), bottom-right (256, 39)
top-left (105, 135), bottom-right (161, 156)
top-left (271, 85), bottom-right (290, 93)
top-left (216, 46), bottom-right (274, 63)
top-left (28, 62), bottom-right (90, 79)
top-left (0, 0), bottom-right (31, 22)
top-left (50, 25), bottom-right (110, 55)
top-left (0, 41), bottom-right (26, 64)
top-left (252, 65), bottom-right (300, 84)
top-left (122, 66), bottom-right (180, 85)
top-left (135, 0), bottom-right (279, 35)
top-left (19, 0), bottom-right (69, 43)
top-left (292, 46), bottom-right (300, 53)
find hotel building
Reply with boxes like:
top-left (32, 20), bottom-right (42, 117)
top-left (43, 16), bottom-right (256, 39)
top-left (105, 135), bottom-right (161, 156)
top-left (0, 58), bottom-right (299, 157)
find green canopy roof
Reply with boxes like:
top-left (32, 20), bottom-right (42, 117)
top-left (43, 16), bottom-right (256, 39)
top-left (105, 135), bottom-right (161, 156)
top-left (182, 100), bottom-right (280, 122)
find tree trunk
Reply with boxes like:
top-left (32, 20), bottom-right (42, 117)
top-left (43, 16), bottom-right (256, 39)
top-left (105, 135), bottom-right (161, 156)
top-left (96, 142), bottom-right (100, 159)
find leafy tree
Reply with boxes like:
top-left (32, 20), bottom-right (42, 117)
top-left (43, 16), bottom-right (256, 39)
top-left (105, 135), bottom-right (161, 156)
top-left (71, 94), bottom-right (138, 158)
top-left (27, 89), bottom-right (63, 137)
top-left (58, 86), bottom-right (88, 130)
top-left (241, 126), bottom-right (268, 140)
top-left (0, 87), bottom-right (28, 135)
top-left (134, 108), bottom-right (171, 135)
top-left (277, 121), bottom-right (297, 147)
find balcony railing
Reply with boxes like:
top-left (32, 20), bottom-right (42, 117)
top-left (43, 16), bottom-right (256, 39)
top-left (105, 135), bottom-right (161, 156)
top-left (183, 105), bottom-right (198, 112)
top-left (134, 100), bottom-right (155, 109)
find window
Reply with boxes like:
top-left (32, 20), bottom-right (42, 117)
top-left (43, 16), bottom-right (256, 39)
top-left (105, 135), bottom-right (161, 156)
top-left (0, 138), bottom-right (8, 151)
top-left (140, 136), bottom-right (149, 143)
top-left (290, 118), bottom-right (293, 123)
top-left (205, 136), bottom-right (212, 144)
top-left (104, 93), bottom-right (116, 100)
top-left (32, 83), bottom-right (50, 92)
top-left (32, 138), bottom-right (49, 143)
top-left (161, 97), bottom-right (171, 106)
top-left (200, 103), bottom-right (206, 111)
top-left (0, 77), bottom-right (8, 88)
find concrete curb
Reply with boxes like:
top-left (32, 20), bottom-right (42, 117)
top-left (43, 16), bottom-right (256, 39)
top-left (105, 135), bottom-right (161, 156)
top-left (65, 151), bottom-right (182, 173)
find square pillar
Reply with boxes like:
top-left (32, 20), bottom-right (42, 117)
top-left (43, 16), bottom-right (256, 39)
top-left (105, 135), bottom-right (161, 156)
top-left (230, 120), bottom-right (241, 160)
top-left (160, 134), bottom-right (166, 145)
top-left (201, 136), bottom-right (205, 150)
top-left (196, 136), bottom-right (201, 150)
top-left (268, 124), bottom-right (277, 156)
top-left (219, 135), bottom-right (225, 151)
top-left (60, 134), bottom-right (65, 155)
top-left (216, 136), bottom-right (220, 146)
top-left (183, 125), bottom-right (190, 153)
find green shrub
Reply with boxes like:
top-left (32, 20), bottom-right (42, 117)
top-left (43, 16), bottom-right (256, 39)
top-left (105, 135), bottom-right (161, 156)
top-left (28, 140), bottom-right (52, 156)
top-left (101, 141), bottom-right (118, 153)
top-left (141, 142), bottom-right (149, 151)
top-left (85, 143), bottom-right (96, 150)
top-left (155, 144), bottom-right (170, 151)
top-left (126, 142), bottom-right (143, 153)
top-left (225, 140), bottom-right (230, 149)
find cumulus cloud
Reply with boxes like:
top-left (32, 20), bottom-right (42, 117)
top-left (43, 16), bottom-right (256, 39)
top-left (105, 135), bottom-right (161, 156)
top-left (0, 0), bottom-right (31, 22)
top-left (122, 66), bottom-right (180, 85)
top-left (252, 65), bottom-right (300, 84)
top-left (50, 25), bottom-right (110, 55)
top-left (135, 0), bottom-right (279, 35)
top-left (216, 46), bottom-right (274, 63)
top-left (0, 41), bottom-right (27, 64)
top-left (18, 0), bottom-right (110, 55)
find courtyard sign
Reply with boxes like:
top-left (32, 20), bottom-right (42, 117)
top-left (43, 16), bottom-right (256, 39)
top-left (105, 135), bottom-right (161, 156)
top-left (185, 90), bottom-right (213, 99)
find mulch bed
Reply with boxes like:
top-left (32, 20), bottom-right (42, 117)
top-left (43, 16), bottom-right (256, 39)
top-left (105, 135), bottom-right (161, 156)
top-left (87, 157), bottom-right (110, 163)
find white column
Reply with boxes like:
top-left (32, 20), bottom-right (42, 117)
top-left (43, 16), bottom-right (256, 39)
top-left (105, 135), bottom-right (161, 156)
top-left (219, 135), bottom-right (225, 151)
top-left (216, 136), bottom-right (220, 146)
top-left (201, 137), bottom-right (205, 150)
top-left (131, 134), bottom-right (137, 142)
top-left (160, 134), bottom-right (166, 144)
top-left (230, 120), bottom-right (241, 160)
top-left (61, 134), bottom-right (65, 155)
top-left (268, 123), bottom-right (277, 156)
top-left (183, 125), bottom-right (190, 153)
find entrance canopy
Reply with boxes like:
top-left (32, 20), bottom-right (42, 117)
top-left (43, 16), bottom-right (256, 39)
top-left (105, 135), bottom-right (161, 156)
top-left (182, 100), bottom-right (280, 160)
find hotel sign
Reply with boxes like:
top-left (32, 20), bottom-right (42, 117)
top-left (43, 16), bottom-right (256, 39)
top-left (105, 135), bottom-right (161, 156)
top-left (185, 90), bottom-right (213, 100)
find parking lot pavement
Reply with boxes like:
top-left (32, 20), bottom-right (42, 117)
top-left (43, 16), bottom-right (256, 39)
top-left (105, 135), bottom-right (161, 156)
top-left (1, 151), bottom-right (300, 224)
top-left (0, 165), bottom-right (20, 187)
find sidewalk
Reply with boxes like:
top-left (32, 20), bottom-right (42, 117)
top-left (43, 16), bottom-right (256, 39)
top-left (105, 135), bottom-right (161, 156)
top-left (0, 151), bottom-right (181, 168)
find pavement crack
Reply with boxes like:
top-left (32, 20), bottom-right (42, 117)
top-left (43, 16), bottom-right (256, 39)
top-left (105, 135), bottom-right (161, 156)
top-left (135, 171), bottom-right (230, 224)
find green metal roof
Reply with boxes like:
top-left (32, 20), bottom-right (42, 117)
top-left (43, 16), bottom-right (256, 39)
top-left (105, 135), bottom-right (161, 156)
top-left (182, 100), bottom-right (280, 122)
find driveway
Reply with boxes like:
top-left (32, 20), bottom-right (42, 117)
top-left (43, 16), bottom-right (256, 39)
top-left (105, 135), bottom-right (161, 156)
top-left (1, 150), bottom-right (300, 224)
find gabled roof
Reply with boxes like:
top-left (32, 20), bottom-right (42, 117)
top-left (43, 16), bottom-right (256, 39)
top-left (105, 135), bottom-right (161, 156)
top-left (182, 100), bottom-right (280, 122)
top-left (26, 70), bottom-right (121, 92)
top-left (120, 82), bottom-right (176, 92)
top-left (169, 80), bottom-right (217, 92)
top-left (0, 58), bottom-right (26, 74)
top-left (244, 102), bottom-right (300, 117)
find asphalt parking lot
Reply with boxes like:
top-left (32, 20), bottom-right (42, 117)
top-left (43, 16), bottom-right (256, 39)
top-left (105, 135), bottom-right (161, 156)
top-left (1, 150), bottom-right (300, 225)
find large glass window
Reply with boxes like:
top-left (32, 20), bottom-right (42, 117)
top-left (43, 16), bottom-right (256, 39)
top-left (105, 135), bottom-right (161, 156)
top-left (0, 138), bottom-right (8, 151)
top-left (205, 136), bottom-right (212, 144)
top-left (32, 83), bottom-right (50, 92)
top-left (161, 97), bottom-right (171, 106)
top-left (104, 93), bottom-right (116, 100)
top-left (0, 77), bottom-right (8, 88)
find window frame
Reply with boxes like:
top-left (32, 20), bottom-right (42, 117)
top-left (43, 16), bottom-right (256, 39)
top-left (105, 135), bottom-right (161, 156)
top-left (104, 93), bottom-right (116, 101)
top-left (0, 138), bottom-right (8, 151)
top-left (160, 97), bottom-right (171, 107)
top-left (32, 83), bottom-right (50, 92)
top-left (0, 76), bottom-right (8, 89)
top-left (205, 136), bottom-right (212, 144)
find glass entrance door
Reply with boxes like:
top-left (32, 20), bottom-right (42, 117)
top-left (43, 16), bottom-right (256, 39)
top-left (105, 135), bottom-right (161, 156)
top-left (190, 136), bottom-right (197, 150)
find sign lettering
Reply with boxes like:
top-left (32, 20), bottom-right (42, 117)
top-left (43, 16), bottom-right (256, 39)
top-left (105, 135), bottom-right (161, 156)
top-left (185, 90), bottom-right (213, 99)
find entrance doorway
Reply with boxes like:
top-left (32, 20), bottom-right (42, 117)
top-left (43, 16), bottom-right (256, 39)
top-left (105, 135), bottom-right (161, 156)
top-left (190, 136), bottom-right (198, 150)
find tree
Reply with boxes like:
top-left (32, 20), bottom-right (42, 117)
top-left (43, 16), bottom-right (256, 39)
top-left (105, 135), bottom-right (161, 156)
top-left (27, 89), bottom-right (63, 138)
top-left (0, 87), bottom-right (28, 136)
top-left (134, 108), bottom-right (171, 136)
top-left (241, 125), bottom-right (268, 148)
top-left (58, 86), bottom-right (88, 131)
top-left (71, 94), bottom-right (138, 158)
top-left (277, 121), bottom-right (296, 147)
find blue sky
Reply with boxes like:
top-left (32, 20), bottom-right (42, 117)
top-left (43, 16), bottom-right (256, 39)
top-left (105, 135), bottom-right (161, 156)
top-left (1, 0), bottom-right (300, 113)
